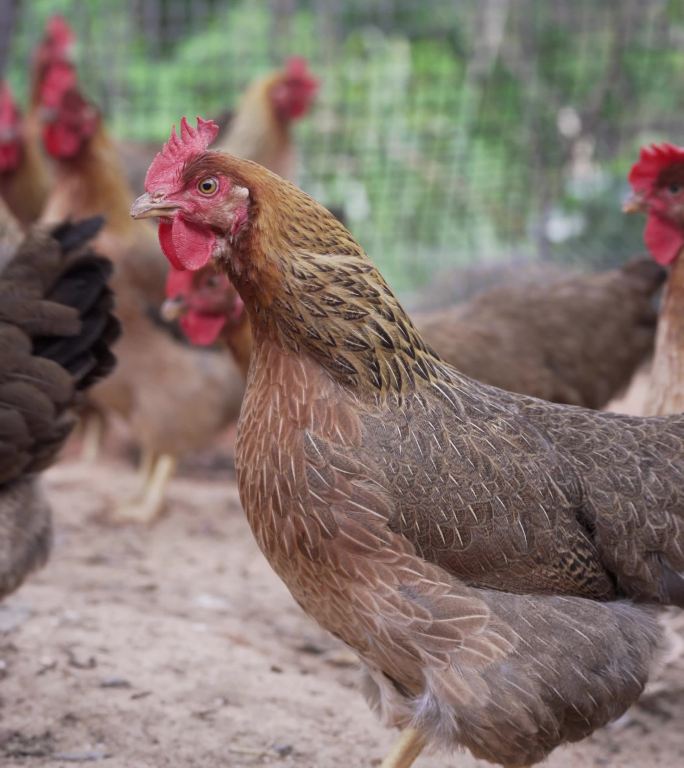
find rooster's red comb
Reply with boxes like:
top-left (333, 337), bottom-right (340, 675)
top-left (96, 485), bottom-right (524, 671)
top-left (145, 116), bottom-right (219, 192)
top-left (45, 15), bottom-right (75, 49)
top-left (285, 57), bottom-right (318, 84)
top-left (0, 81), bottom-right (20, 125)
top-left (628, 143), bottom-right (684, 194)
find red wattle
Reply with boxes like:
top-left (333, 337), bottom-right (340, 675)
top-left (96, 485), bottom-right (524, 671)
top-left (158, 215), bottom-right (215, 271)
top-left (159, 220), bottom-right (184, 269)
top-left (181, 312), bottom-right (226, 346)
top-left (644, 214), bottom-right (684, 266)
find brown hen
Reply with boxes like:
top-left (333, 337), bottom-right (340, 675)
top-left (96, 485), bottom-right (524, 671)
top-left (133, 120), bottom-right (684, 767)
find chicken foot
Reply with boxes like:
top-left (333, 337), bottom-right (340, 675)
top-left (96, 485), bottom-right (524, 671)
top-left (379, 728), bottom-right (426, 768)
top-left (112, 452), bottom-right (177, 524)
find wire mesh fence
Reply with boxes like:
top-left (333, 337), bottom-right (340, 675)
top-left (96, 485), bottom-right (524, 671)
top-left (3, 0), bottom-right (684, 291)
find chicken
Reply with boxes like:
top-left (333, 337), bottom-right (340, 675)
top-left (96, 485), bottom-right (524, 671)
top-left (162, 266), bottom-right (251, 378)
top-left (0, 81), bottom-right (50, 227)
top-left (625, 143), bottom-right (684, 417)
top-left (216, 56), bottom-right (319, 181)
top-left (0, 16), bottom-right (75, 228)
top-left (0, 208), bottom-right (119, 599)
top-left (37, 54), bottom-right (243, 522)
top-left (132, 118), bottom-right (684, 767)
top-left (122, 57), bottom-right (318, 194)
top-left (165, 259), bottom-right (662, 410)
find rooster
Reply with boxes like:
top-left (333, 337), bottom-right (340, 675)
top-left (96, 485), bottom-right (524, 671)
top-left (165, 259), bottom-right (662, 410)
top-left (132, 118), bottom-right (684, 768)
top-left (37, 46), bottom-right (243, 523)
top-left (625, 142), bottom-right (684, 416)
top-left (0, 204), bottom-right (119, 598)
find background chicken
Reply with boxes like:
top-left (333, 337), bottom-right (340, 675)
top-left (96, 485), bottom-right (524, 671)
top-left (0, 80), bottom-right (49, 228)
top-left (0, 205), bottom-right (119, 599)
top-left (163, 267), bottom-right (251, 379)
top-left (134, 120), bottom-right (684, 768)
top-left (165, 257), bottom-right (662, 410)
top-left (36, 42), bottom-right (243, 523)
top-left (625, 143), bottom-right (684, 417)
top-left (414, 258), bottom-right (663, 408)
top-left (121, 57), bottom-right (319, 194)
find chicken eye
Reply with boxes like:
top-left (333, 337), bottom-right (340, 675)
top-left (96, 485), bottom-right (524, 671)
top-left (197, 176), bottom-right (219, 196)
top-left (668, 184), bottom-right (682, 195)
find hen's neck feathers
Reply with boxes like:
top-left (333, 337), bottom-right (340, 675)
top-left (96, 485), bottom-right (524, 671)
top-left (648, 251), bottom-right (684, 415)
top-left (217, 157), bottom-right (441, 395)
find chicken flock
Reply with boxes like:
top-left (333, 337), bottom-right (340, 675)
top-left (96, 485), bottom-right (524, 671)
top-left (0, 14), bottom-right (683, 768)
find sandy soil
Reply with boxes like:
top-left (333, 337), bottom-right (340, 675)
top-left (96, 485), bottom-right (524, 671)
top-left (1, 452), bottom-right (683, 768)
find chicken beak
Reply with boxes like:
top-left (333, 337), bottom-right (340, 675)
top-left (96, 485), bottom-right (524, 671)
top-left (130, 192), bottom-right (180, 220)
top-left (623, 193), bottom-right (646, 214)
top-left (161, 295), bottom-right (186, 322)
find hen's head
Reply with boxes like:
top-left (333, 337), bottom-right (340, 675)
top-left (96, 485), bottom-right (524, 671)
top-left (0, 82), bottom-right (23, 174)
top-left (270, 57), bottom-right (319, 121)
top-left (626, 143), bottom-right (684, 265)
top-left (131, 117), bottom-right (253, 270)
top-left (39, 61), bottom-right (99, 159)
top-left (163, 266), bottom-right (245, 346)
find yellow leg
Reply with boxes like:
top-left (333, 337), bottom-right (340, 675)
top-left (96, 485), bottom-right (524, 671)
top-left (134, 448), bottom-right (156, 493)
top-left (380, 728), bottom-right (426, 768)
top-left (80, 410), bottom-right (106, 462)
top-left (112, 453), bottom-right (177, 524)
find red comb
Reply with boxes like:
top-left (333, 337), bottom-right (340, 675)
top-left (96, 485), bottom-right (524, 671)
top-left (0, 81), bottom-right (20, 125)
top-left (145, 116), bottom-right (219, 192)
top-left (628, 143), bottom-right (684, 193)
top-left (46, 15), bottom-right (75, 50)
top-left (285, 57), bottom-right (309, 75)
top-left (285, 56), bottom-right (318, 86)
top-left (39, 60), bottom-right (79, 108)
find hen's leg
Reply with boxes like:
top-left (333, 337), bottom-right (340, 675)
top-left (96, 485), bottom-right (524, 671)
top-left (80, 410), bottom-right (106, 462)
top-left (134, 449), bottom-right (156, 493)
top-left (380, 729), bottom-right (425, 768)
top-left (113, 453), bottom-right (177, 524)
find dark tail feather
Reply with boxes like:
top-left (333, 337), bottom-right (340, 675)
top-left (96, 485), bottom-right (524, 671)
top-left (50, 216), bottom-right (105, 253)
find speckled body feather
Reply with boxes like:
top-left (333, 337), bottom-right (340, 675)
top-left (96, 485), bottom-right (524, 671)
top-left (141, 149), bottom-right (684, 766)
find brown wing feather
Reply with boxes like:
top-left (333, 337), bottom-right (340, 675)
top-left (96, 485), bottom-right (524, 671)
top-left (237, 344), bottom-right (661, 767)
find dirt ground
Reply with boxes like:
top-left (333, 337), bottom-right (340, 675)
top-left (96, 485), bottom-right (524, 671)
top-left (1, 444), bottom-right (683, 768)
